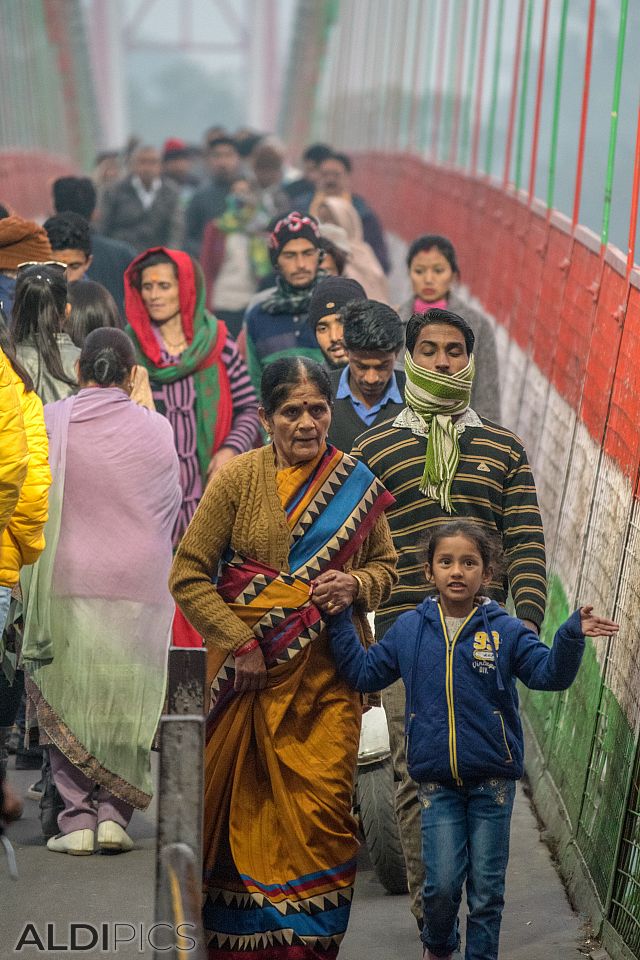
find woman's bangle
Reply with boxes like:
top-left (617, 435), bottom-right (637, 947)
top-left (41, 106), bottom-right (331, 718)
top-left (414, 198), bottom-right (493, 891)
top-left (234, 638), bottom-right (259, 657)
top-left (351, 573), bottom-right (364, 598)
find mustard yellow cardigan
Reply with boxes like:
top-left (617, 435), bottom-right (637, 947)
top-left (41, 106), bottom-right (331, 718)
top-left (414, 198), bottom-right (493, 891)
top-left (170, 444), bottom-right (397, 653)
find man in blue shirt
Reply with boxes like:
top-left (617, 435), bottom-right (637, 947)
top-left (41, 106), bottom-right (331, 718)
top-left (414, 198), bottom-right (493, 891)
top-left (327, 299), bottom-right (405, 452)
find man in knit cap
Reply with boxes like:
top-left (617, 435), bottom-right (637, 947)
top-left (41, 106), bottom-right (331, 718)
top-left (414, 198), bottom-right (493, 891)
top-left (307, 275), bottom-right (365, 370)
top-left (0, 216), bottom-right (54, 321)
top-left (243, 211), bottom-right (326, 390)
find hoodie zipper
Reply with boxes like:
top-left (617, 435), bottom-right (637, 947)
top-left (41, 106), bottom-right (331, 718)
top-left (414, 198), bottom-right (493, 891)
top-left (438, 604), bottom-right (476, 787)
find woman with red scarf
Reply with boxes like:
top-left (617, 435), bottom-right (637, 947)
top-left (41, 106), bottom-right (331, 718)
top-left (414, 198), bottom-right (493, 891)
top-left (125, 247), bottom-right (260, 550)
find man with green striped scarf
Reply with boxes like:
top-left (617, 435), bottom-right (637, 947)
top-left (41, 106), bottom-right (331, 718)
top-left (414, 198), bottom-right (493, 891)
top-left (351, 307), bottom-right (546, 930)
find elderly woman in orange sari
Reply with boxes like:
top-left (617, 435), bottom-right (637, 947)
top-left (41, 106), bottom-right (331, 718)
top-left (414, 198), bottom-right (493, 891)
top-left (170, 356), bottom-right (397, 959)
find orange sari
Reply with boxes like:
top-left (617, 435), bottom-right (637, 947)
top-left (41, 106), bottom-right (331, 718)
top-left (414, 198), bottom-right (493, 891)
top-left (202, 445), bottom-right (393, 958)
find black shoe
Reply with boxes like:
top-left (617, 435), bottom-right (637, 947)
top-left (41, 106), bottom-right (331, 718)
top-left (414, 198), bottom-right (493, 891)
top-left (6, 728), bottom-right (19, 755)
top-left (39, 751), bottom-right (64, 839)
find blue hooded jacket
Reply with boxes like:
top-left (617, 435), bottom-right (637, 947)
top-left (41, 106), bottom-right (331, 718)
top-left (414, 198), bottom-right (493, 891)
top-left (329, 598), bottom-right (585, 786)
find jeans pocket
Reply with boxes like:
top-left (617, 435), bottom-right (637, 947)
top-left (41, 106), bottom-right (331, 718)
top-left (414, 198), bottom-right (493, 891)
top-left (418, 781), bottom-right (443, 809)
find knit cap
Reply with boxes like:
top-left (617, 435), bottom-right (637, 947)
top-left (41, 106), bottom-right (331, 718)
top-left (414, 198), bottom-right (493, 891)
top-left (0, 216), bottom-right (54, 271)
top-left (268, 211), bottom-right (320, 265)
top-left (307, 276), bottom-right (366, 331)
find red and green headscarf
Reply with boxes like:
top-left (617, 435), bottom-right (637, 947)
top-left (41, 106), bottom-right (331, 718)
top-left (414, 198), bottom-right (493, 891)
top-left (124, 247), bottom-right (232, 481)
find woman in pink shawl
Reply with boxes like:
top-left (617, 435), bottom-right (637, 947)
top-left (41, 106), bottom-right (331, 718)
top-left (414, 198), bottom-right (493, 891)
top-left (22, 328), bottom-right (181, 856)
top-left (316, 196), bottom-right (389, 303)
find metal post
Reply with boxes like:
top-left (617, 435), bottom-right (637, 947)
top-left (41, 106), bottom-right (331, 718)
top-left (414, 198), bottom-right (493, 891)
top-left (154, 646), bottom-right (207, 959)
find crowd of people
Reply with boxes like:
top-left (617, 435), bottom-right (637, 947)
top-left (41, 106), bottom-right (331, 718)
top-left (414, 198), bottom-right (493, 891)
top-left (0, 125), bottom-right (619, 960)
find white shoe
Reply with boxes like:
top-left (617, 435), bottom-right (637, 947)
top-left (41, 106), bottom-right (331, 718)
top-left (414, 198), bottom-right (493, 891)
top-left (97, 820), bottom-right (134, 853)
top-left (47, 829), bottom-right (95, 855)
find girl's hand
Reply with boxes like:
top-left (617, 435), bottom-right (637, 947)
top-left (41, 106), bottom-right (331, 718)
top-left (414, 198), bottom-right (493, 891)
top-left (233, 646), bottom-right (267, 692)
top-left (310, 571), bottom-right (358, 615)
top-left (579, 606), bottom-right (619, 637)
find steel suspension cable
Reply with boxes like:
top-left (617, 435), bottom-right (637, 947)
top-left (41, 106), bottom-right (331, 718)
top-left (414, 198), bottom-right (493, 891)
top-left (484, 0), bottom-right (505, 175)
top-left (418, 1), bottom-right (440, 153)
top-left (471, 0), bottom-right (491, 175)
top-left (546, 0), bottom-right (570, 216)
top-left (528, 0), bottom-right (550, 204)
top-left (572, 0), bottom-right (596, 229)
top-left (601, 0), bottom-right (629, 251)
top-left (442, 0), bottom-right (465, 163)
top-left (514, 0), bottom-right (534, 192)
top-left (449, 0), bottom-right (470, 165)
top-left (503, 0), bottom-right (526, 188)
top-left (430, 0), bottom-right (451, 160)
top-left (460, 0), bottom-right (481, 169)
top-left (407, 0), bottom-right (428, 152)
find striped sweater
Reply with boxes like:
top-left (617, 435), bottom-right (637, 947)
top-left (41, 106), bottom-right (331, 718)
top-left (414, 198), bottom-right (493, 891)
top-left (352, 409), bottom-right (546, 634)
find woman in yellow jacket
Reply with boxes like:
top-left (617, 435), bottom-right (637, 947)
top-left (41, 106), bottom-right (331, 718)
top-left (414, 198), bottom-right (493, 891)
top-left (0, 347), bottom-right (29, 628)
top-left (0, 334), bottom-right (50, 784)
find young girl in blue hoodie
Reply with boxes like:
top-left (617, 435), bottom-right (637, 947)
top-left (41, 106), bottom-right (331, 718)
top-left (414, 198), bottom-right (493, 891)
top-left (327, 520), bottom-right (618, 960)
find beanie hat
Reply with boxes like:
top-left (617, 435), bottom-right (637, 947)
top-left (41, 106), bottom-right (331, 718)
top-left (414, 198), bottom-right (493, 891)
top-left (268, 211), bottom-right (321, 265)
top-left (307, 276), bottom-right (366, 331)
top-left (162, 137), bottom-right (190, 161)
top-left (0, 216), bottom-right (54, 271)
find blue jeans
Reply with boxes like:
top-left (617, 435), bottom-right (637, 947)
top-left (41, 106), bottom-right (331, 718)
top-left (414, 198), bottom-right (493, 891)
top-left (418, 778), bottom-right (516, 960)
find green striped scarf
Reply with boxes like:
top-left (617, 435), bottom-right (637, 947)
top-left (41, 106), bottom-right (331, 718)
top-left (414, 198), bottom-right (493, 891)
top-left (404, 350), bottom-right (476, 512)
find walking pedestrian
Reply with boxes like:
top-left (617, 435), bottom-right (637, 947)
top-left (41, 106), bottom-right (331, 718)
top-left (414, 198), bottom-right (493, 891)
top-left (124, 247), bottom-right (260, 545)
top-left (0, 324), bottom-right (50, 780)
top-left (13, 263), bottom-right (80, 403)
top-left (200, 178), bottom-right (271, 338)
top-left (101, 145), bottom-right (182, 254)
top-left (308, 276), bottom-right (366, 370)
top-left (170, 356), bottom-right (397, 957)
top-left (66, 280), bottom-right (121, 346)
top-left (326, 299), bottom-right (405, 452)
top-left (0, 216), bottom-right (54, 322)
top-left (243, 212), bottom-right (326, 389)
top-left (398, 235), bottom-right (500, 422)
top-left (43, 213), bottom-right (93, 284)
top-left (352, 307), bottom-right (547, 926)
top-left (328, 520), bottom-right (618, 960)
top-left (51, 176), bottom-right (135, 315)
top-left (21, 328), bottom-right (181, 855)
top-left (316, 197), bottom-right (389, 303)
top-left (185, 135), bottom-right (241, 257)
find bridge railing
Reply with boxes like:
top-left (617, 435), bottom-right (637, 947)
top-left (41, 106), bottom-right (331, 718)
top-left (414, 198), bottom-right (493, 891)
top-left (280, 2), bottom-right (640, 957)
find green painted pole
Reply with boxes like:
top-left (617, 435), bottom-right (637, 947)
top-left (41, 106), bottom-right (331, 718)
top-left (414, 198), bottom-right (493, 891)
top-left (514, 0), bottom-right (534, 191)
top-left (546, 0), bottom-right (570, 214)
top-left (484, 0), bottom-right (505, 175)
top-left (601, 0), bottom-right (629, 250)
top-left (460, 0), bottom-right (481, 169)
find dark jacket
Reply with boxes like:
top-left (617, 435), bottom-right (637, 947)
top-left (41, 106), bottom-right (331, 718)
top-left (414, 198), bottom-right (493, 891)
top-left (101, 177), bottom-right (182, 254)
top-left (329, 599), bottom-right (585, 785)
top-left (327, 368), bottom-right (406, 453)
top-left (184, 178), bottom-right (233, 257)
top-left (87, 231), bottom-right (135, 316)
top-left (397, 289), bottom-right (501, 422)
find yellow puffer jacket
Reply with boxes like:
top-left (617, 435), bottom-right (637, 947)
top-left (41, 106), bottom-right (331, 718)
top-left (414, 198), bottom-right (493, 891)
top-left (0, 352), bottom-right (50, 586)
top-left (0, 350), bottom-right (29, 543)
